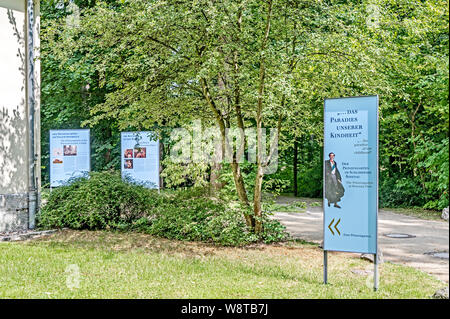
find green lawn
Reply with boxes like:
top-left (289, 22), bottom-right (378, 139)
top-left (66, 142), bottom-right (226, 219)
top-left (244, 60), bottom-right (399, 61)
top-left (0, 230), bottom-right (442, 299)
top-left (382, 207), bottom-right (444, 221)
top-left (275, 194), bottom-right (445, 221)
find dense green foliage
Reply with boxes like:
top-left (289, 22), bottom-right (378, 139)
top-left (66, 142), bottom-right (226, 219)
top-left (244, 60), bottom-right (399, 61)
top-left (40, 0), bottom-right (448, 211)
top-left (40, 0), bottom-right (122, 185)
top-left (38, 171), bottom-right (157, 229)
top-left (37, 171), bottom-right (288, 246)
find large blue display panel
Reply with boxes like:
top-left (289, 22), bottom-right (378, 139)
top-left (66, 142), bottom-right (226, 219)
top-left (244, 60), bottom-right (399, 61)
top-left (50, 129), bottom-right (91, 187)
top-left (323, 96), bottom-right (378, 254)
top-left (121, 132), bottom-right (160, 189)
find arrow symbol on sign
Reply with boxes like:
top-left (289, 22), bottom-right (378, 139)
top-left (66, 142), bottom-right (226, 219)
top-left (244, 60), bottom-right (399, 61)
top-left (328, 218), bottom-right (335, 236)
top-left (328, 218), bottom-right (341, 236)
top-left (334, 218), bottom-right (341, 236)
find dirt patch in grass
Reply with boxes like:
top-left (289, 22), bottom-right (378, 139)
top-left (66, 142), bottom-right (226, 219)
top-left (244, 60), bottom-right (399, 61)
top-left (28, 230), bottom-right (221, 258)
top-left (27, 230), bottom-right (366, 271)
top-left (28, 229), bottom-right (317, 257)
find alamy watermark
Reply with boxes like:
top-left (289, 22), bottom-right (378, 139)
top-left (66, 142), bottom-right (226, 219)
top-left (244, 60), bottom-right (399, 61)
top-left (366, 1), bottom-right (380, 29)
top-left (168, 120), bottom-right (279, 174)
top-left (65, 264), bottom-right (80, 290)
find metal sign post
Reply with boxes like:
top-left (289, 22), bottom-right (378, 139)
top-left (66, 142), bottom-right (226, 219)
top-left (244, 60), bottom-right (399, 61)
top-left (374, 253), bottom-right (379, 291)
top-left (322, 95), bottom-right (379, 291)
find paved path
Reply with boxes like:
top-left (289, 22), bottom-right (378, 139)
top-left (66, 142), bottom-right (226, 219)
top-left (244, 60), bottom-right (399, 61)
top-left (273, 196), bottom-right (449, 283)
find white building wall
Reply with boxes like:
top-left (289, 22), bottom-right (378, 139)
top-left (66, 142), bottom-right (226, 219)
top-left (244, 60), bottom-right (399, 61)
top-left (0, 0), bottom-right (40, 232)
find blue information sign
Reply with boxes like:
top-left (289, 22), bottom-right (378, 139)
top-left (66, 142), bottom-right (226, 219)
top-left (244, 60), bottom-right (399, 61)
top-left (121, 132), bottom-right (160, 189)
top-left (323, 96), bottom-right (378, 254)
top-left (50, 129), bottom-right (91, 187)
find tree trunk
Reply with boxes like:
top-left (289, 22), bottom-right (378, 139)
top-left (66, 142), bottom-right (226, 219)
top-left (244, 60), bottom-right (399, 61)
top-left (253, 0), bottom-right (273, 234)
top-left (293, 139), bottom-right (298, 197)
top-left (253, 163), bottom-right (264, 233)
top-left (233, 163), bottom-right (254, 224)
top-left (209, 161), bottom-right (224, 194)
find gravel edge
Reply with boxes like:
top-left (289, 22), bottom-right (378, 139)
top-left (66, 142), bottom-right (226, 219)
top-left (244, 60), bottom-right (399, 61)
top-left (0, 229), bottom-right (58, 242)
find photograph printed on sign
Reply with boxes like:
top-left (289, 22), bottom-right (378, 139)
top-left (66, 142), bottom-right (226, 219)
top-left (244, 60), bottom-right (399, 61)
top-left (121, 132), bottom-right (160, 189)
top-left (49, 130), bottom-right (91, 187)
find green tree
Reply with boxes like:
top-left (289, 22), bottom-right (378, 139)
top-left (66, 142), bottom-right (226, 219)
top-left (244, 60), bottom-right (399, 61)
top-left (41, 0), bottom-right (448, 228)
top-left (42, 0), bottom-right (397, 231)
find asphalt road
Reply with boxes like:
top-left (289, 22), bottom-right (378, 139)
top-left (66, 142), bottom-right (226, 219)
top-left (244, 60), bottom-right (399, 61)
top-left (273, 196), bottom-right (449, 283)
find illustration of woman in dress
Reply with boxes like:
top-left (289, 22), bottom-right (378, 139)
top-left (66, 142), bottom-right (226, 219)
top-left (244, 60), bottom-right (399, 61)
top-left (325, 152), bottom-right (345, 208)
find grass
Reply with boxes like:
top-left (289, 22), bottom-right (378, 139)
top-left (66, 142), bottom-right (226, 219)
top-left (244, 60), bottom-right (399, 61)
top-left (265, 202), bottom-right (307, 213)
top-left (0, 230), bottom-right (442, 299)
top-left (274, 193), bottom-right (445, 221)
top-left (382, 207), bottom-right (444, 221)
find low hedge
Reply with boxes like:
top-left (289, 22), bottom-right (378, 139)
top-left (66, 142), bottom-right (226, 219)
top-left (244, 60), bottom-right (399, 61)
top-left (37, 171), bottom-right (288, 246)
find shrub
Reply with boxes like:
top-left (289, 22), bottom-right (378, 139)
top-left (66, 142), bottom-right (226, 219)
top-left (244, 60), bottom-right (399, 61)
top-left (37, 171), bottom-right (160, 230)
top-left (37, 171), bottom-right (288, 246)
top-left (379, 138), bottom-right (449, 211)
top-left (380, 136), bottom-right (449, 211)
top-left (379, 173), bottom-right (426, 208)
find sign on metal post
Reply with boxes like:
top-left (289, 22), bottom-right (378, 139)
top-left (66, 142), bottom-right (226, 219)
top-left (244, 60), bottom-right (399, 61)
top-left (121, 132), bottom-right (160, 189)
top-left (50, 129), bottom-right (91, 187)
top-left (323, 96), bottom-right (379, 290)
